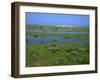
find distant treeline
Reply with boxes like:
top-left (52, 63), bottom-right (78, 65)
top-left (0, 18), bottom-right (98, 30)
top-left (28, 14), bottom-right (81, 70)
top-left (26, 24), bottom-right (89, 32)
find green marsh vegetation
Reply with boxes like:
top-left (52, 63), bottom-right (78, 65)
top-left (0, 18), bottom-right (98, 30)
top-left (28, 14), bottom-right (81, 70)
top-left (26, 25), bottom-right (89, 67)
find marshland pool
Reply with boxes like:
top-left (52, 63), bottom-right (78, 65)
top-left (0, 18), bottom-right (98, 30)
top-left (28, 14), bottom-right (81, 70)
top-left (26, 31), bottom-right (89, 43)
top-left (26, 30), bottom-right (88, 35)
top-left (26, 30), bottom-right (89, 67)
top-left (26, 36), bottom-right (89, 43)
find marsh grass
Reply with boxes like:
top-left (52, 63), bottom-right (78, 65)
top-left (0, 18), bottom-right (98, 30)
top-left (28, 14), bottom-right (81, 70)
top-left (26, 25), bottom-right (89, 67)
top-left (26, 25), bottom-right (89, 32)
top-left (26, 42), bottom-right (89, 67)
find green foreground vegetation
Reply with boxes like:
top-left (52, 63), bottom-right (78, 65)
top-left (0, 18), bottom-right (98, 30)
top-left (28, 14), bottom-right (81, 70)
top-left (26, 42), bottom-right (89, 67)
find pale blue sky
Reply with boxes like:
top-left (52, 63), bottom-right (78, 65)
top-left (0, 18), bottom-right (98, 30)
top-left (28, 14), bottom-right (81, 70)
top-left (26, 12), bottom-right (90, 27)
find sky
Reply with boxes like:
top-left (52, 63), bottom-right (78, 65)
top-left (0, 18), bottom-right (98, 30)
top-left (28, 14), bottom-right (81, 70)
top-left (26, 12), bottom-right (90, 27)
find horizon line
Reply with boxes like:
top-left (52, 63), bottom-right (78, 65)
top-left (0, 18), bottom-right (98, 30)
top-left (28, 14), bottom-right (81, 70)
top-left (26, 24), bottom-right (89, 27)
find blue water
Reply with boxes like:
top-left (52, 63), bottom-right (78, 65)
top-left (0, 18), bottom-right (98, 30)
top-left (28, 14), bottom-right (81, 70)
top-left (26, 30), bottom-right (44, 32)
top-left (26, 36), bottom-right (89, 43)
top-left (26, 30), bottom-right (88, 34)
top-left (48, 32), bottom-right (88, 34)
top-left (26, 30), bottom-right (89, 43)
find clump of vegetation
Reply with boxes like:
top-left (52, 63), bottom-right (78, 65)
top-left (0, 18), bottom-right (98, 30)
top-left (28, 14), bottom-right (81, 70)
top-left (26, 39), bottom-right (28, 42)
top-left (34, 35), bottom-right (38, 37)
top-left (49, 47), bottom-right (59, 53)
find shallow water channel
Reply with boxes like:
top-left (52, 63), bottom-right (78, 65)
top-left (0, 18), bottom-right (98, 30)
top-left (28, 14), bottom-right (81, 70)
top-left (26, 30), bottom-right (88, 35)
top-left (26, 36), bottom-right (89, 43)
top-left (26, 30), bottom-right (89, 43)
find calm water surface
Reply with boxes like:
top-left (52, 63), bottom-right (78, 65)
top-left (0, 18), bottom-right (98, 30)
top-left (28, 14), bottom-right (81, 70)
top-left (26, 36), bottom-right (89, 43)
top-left (26, 29), bottom-right (89, 43)
top-left (26, 30), bottom-right (88, 34)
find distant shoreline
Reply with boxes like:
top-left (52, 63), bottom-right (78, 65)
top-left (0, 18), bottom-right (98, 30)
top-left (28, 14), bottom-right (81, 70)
top-left (26, 24), bottom-right (89, 27)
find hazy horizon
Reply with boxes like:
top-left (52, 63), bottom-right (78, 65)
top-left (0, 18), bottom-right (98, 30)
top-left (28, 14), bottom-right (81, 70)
top-left (26, 24), bottom-right (89, 27)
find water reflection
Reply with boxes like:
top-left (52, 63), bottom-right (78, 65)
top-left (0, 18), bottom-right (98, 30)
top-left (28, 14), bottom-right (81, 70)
top-left (26, 36), bottom-right (89, 43)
